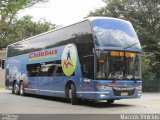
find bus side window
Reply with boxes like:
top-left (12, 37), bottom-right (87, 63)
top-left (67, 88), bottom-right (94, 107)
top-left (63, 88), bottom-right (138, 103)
top-left (82, 56), bottom-right (94, 79)
top-left (27, 60), bottom-right (65, 77)
top-left (56, 66), bottom-right (64, 76)
top-left (27, 63), bottom-right (41, 77)
top-left (48, 65), bottom-right (55, 76)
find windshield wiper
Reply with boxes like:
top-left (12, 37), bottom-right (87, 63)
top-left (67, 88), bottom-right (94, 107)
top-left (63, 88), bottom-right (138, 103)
top-left (131, 76), bottom-right (137, 83)
top-left (124, 43), bottom-right (138, 49)
top-left (112, 78), bottom-right (116, 83)
top-left (111, 76), bottom-right (122, 83)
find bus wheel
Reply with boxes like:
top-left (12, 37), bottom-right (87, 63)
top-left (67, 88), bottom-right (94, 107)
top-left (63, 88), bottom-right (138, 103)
top-left (13, 82), bottom-right (19, 95)
top-left (19, 81), bottom-right (25, 96)
top-left (107, 100), bottom-right (114, 104)
top-left (65, 86), bottom-right (70, 103)
top-left (70, 84), bottom-right (78, 105)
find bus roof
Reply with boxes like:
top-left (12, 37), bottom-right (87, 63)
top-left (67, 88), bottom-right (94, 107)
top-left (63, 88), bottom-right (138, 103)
top-left (8, 17), bottom-right (128, 47)
top-left (88, 17), bottom-right (129, 23)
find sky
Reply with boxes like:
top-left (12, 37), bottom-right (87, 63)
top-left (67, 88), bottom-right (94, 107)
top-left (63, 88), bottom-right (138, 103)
top-left (18, 0), bottom-right (105, 26)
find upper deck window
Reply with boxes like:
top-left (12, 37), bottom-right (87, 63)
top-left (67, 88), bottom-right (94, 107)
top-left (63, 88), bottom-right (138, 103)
top-left (91, 18), bottom-right (141, 50)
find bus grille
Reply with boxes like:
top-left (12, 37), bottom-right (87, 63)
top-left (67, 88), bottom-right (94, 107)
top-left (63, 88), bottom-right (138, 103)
top-left (113, 87), bottom-right (135, 96)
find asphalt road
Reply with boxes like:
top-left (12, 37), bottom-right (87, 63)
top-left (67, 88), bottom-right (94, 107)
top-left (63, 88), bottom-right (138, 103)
top-left (0, 90), bottom-right (159, 114)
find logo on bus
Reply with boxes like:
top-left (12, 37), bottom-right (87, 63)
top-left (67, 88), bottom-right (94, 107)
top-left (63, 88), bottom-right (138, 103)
top-left (29, 49), bottom-right (57, 61)
top-left (61, 44), bottom-right (77, 76)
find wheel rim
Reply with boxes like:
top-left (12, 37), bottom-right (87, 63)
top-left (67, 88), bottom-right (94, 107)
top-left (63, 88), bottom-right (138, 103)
top-left (20, 83), bottom-right (24, 95)
top-left (14, 83), bottom-right (18, 94)
top-left (69, 89), bottom-right (72, 99)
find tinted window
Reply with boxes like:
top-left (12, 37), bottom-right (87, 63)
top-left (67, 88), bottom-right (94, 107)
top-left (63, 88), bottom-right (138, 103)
top-left (27, 63), bottom-right (41, 77)
top-left (81, 56), bottom-right (94, 79)
top-left (7, 20), bottom-right (94, 57)
top-left (96, 51), bottom-right (141, 80)
top-left (27, 60), bottom-right (65, 77)
top-left (91, 18), bottom-right (141, 50)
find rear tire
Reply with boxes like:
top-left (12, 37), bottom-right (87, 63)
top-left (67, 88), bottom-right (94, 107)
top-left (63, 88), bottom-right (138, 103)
top-left (19, 81), bottom-right (25, 96)
top-left (12, 83), bottom-right (15, 94)
top-left (107, 100), bottom-right (114, 104)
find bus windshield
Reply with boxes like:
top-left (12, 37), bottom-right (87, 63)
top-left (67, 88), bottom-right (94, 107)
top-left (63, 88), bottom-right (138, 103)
top-left (91, 18), bottom-right (141, 50)
top-left (96, 51), bottom-right (141, 80)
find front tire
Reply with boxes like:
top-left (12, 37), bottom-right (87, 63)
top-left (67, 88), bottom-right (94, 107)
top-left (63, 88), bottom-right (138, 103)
top-left (65, 86), bottom-right (70, 103)
top-left (70, 84), bottom-right (78, 105)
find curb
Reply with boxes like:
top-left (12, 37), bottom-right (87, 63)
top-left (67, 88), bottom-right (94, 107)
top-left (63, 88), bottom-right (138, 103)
top-left (0, 88), bottom-right (6, 90)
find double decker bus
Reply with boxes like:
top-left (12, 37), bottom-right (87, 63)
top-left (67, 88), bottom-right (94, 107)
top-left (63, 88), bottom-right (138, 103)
top-left (5, 17), bottom-right (142, 105)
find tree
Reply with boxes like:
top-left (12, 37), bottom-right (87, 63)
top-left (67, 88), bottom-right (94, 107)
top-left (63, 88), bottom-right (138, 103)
top-left (87, 0), bottom-right (160, 92)
top-left (0, 15), bottom-right (57, 48)
top-left (0, 0), bottom-right (48, 24)
top-left (88, 0), bottom-right (160, 59)
top-left (0, 0), bottom-right (58, 48)
top-left (0, 0), bottom-right (49, 35)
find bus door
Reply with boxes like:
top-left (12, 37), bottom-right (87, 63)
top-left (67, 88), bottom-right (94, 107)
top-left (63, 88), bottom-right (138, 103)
top-left (27, 62), bottom-right (54, 94)
top-left (39, 62), bottom-right (55, 94)
top-left (26, 63), bottom-right (41, 92)
top-left (52, 65), bottom-right (65, 97)
top-left (81, 56), bottom-right (94, 99)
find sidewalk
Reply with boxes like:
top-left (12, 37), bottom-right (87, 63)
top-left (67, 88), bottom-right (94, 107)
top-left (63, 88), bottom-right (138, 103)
top-left (0, 69), bottom-right (5, 89)
top-left (0, 88), bottom-right (5, 90)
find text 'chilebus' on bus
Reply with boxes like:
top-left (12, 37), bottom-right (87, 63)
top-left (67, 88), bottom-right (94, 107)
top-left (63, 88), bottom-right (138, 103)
top-left (5, 17), bottom-right (142, 105)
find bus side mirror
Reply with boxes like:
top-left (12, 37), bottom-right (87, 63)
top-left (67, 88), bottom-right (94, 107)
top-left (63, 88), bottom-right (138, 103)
top-left (100, 53), bottom-right (106, 60)
top-left (94, 49), bottom-right (107, 60)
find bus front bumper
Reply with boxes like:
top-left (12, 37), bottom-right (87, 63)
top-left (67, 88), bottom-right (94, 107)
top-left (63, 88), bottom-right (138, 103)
top-left (94, 89), bottom-right (142, 100)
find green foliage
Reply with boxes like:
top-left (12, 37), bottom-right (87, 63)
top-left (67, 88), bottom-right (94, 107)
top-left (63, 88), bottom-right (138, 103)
top-left (0, 0), bottom-right (48, 27)
top-left (88, 0), bottom-right (160, 92)
top-left (141, 56), bottom-right (157, 92)
top-left (0, 0), bottom-right (57, 48)
top-left (88, 0), bottom-right (160, 59)
top-left (0, 16), bottom-right (57, 48)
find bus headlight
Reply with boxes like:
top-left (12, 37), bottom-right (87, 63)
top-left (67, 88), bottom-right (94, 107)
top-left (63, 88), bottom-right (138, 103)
top-left (96, 84), bottom-right (112, 91)
top-left (100, 94), bottom-right (106, 97)
top-left (104, 86), bottom-right (112, 91)
top-left (136, 85), bottom-right (142, 90)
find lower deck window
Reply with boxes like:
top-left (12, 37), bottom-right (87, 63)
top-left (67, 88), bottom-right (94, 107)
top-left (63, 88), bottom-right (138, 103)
top-left (27, 60), bottom-right (65, 77)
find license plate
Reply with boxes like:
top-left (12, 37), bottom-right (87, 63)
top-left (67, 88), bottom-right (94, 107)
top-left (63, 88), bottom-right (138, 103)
top-left (121, 92), bottom-right (128, 96)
